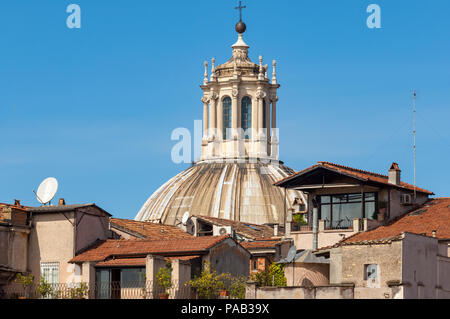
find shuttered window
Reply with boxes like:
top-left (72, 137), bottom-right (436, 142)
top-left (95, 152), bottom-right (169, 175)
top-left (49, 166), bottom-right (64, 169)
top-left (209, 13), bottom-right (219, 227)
top-left (40, 262), bottom-right (59, 284)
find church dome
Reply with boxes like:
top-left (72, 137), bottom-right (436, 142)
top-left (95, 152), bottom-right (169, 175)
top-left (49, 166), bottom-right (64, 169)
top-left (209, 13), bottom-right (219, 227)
top-left (135, 161), bottom-right (306, 226)
top-left (135, 12), bottom-right (306, 227)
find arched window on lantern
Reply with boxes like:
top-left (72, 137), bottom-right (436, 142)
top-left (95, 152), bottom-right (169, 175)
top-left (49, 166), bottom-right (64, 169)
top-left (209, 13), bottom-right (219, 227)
top-left (241, 96), bottom-right (252, 139)
top-left (262, 99), bottom-right (267, 130)
top-left (222, 97), bottom-right (232, 140)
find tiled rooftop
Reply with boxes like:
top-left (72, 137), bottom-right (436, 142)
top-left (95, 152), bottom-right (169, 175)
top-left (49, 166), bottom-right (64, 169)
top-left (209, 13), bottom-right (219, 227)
top-left (319, 198), bottom-right (450, 250)
top-left (195, 215), bottom-right (281, 240)
top-left (69, 235), bottom-right (230, 263)
top-left (110, 218), bottom-right (192, 240)
top-left (275, 162), bottom-right (434, 195)
top-left (241, 240), bottom-right (282, 250)
top-left (343, 198), bottom-right (450, 243)
top-left (96, 258), bottom-right (147, 267)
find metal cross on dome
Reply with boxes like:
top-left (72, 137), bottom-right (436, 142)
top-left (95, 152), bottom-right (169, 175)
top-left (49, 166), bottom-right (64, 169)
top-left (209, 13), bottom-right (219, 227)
top-left (235, 0), bottom-right (246, 22)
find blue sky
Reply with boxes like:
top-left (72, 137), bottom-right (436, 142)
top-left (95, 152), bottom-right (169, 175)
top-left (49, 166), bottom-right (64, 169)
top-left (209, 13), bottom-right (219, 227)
top-left (0, 1), bottom-right (449, 220)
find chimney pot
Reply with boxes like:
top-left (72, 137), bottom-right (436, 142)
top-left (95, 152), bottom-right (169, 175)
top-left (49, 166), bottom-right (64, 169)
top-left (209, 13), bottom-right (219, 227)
top-left (58, 198), bottom-right (66, 206)
top-left (432, 230), bottom-right (437, 238)
top-left (14, 199), bottom-right (21, 207)
top-left (274, 224), bottom-right (279, 237)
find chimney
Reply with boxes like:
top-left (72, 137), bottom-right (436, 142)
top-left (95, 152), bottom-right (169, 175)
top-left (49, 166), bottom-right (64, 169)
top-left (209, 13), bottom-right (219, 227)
top-left (14, 199), bottom-right (21, 207)
top-left (58, 198), bottom-right (66, 206)
top-left (388, 163), bottom-right (401, 186)
top-left (274, 224), bottom-right (279, 237)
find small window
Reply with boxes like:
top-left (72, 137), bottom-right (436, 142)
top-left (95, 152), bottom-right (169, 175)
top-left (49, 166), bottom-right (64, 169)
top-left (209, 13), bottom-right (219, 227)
top-left (40, 262), bottom-right (59, 284)
top-left (241, 96), bottom-right (252, 139)
top-left (253, 261), bottom-right (257, 270)
top-left (222, 97), bottom-right (232, 140)
top-left (364, 264), bottom-right (378, 281)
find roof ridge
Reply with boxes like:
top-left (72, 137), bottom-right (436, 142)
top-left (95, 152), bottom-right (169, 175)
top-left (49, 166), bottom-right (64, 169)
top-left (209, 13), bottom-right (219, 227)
top-left (319, 162), bottom-right (388, 179)
top-left (342, 234), bottom-right (404, 246)
top-left (106, 235), bottom-right (229, 243)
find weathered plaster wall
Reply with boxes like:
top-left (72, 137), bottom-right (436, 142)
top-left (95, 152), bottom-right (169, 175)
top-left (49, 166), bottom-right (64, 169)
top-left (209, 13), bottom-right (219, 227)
top-left (436, 256), bottom-right (450, 298)
top-left (284, 262), bottom-right (329, 287)
top-left (388, 189), bottom-right (429, 220)
top-left (206, 238), bottom-right (250, 277)
top-left (401, 234), bottom-right (438, 299)
top-left (75, 208), bottom-right (110, 253)
top-left (0, 226), bottom-right (29, 272)
top-left (28, 213), bottom-right (76, 285)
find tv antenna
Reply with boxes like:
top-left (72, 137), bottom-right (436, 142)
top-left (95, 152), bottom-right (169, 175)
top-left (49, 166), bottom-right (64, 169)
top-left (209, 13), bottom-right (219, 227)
top-left (413, 91), bottom-right (417, 200)
top-left (34, 177), bottom-right (58, 205)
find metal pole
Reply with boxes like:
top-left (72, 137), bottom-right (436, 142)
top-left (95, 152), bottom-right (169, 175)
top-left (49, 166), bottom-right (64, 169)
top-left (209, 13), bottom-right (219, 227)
top-left (284, 187), bottom-right (287, 235)
top-left (413, 91), bottom-right (417, 200)
top-left (292, 262), bottom-right (295, 286)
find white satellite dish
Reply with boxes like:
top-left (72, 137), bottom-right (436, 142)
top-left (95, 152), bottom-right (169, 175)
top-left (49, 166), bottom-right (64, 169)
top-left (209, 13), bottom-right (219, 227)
top-left (35, 177), bottom-right (58, 205)
top-left (286, 245), bottom-right (297, 263)
top-left (182, 212), bottom-right (190, 226)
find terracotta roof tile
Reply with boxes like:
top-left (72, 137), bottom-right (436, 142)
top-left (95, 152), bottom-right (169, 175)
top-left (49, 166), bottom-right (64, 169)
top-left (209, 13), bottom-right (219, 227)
top-left (110, 218), bottom-right (192, 240)
top-left (194, 215), bottom-right (280, 240)
top-left (69, 235), bottom-right (230, 263)
top-left (241, 240), bottom-right (282, 250)
top-left (96, 258), bottom-right (147, 267)
top-left (325, 198), bottom-right (450, 248)
top-left (166, 255), bottom-right (201, 262)
top-left (96, 255), bottom-right (202, 267)
top-left (275, 162), bottom-right (434, 195)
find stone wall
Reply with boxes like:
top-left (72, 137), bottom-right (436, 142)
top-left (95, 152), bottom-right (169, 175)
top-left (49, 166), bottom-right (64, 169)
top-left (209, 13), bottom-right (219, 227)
top-left (245, 282), bottom-right (354, 299)
top-left (337, 240), bottom-right (403, 289)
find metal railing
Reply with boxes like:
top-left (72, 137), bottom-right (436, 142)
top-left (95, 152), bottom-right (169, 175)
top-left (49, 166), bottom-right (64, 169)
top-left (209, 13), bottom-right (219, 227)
top-left (324, 217), bottom-right (354, 230)
top-left (0, 281), bottom-right (195, 300)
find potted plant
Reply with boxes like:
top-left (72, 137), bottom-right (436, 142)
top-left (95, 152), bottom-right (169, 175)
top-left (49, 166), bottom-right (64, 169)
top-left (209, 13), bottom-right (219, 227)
top-left (293, 214), bottom-right (309, 231)
top-left (14, 273), bottom-right (34, 299)
top-left (68, 282), bottom-right (89, 299)
top-left (156, 261), bottom-right (173, 299)
top-left (36, 277), bottom-right (54, 299)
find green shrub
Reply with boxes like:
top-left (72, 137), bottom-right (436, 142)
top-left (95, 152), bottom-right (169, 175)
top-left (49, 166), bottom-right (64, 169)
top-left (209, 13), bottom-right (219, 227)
top-left (293, 214), bottom-right (308, 226)
top-left (68, 282), bottom-right (88, 299)
top-left (186, 261), bottom-right (226, 299)
top-left (228, 275), bottom-right (247, 299)
top-left (251, 263), bottom-right (287, 287)
top-left (156, 261), bottom-right (173, 293)
top-left (36, 277), bottom-right (53, 299)
top-left (14, 273), bottom-right (34, 298)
